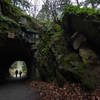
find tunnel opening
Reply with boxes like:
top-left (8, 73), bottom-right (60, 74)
top-left (0, 39), bottom-right (34, 82)
top-left (9, 61), bottom-right (27, 79)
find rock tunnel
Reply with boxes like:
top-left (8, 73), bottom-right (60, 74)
top-left (0, 37), bottom-right (35, 81)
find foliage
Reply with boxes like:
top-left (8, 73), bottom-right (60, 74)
top-left (53, 24), bottom-right (63, 32)
top-left (62, 5), bottom-right (100, 19)
top-left (40, 21), bottom-right (50, 24)
top-left (37, 33), bottom-right (51, 67)
top-left (22, 14), bottom-right (36, 22)
top-left (0, 0), bottom-right (23, 21)
top-left (64, 54), bottom-right (80, 62)
top-left (22, 62), bottom-right (27, 72)
top-left (52, 32), bottom-right (63, 39)
top-left (0, 16), bottom-right (18, 26)
top-left (21, 14), bottom-right (40, 29)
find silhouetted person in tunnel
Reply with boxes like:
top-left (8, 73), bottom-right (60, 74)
top-left (15, 70), bottom-right (18, 78)
top-left (19, 71), bottom-right (22, 78)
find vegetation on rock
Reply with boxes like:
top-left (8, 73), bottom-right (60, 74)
top-left (0, 0), bottom-right (100, 94)
top-left (62, 5), bottom-right (100, 20)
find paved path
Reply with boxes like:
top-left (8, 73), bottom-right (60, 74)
top-left (0, 80), bottom-right (40, 100)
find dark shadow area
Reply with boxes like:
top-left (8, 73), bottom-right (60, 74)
top-left (0, 38), bottom-right (34, 83)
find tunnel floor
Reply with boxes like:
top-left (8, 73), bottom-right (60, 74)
top-left (0, 80), bottom-right (40, 100)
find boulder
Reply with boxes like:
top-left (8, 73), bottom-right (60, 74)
top-left (62, 12), bottom-right (100, 52)
top-left (79, 48), bottom-right (98, 64)
top-left (72, 34), bottom-right (87, 50)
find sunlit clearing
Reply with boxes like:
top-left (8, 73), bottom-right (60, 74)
top-left (9, 61), bottom-right (27, 78)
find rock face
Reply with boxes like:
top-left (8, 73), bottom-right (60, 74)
top-left (62, 7), bottom-right (100, 54)
top-left (61, 6), bottom-right (100, 89)
top-left (34, 7), bottom-right (100, 90)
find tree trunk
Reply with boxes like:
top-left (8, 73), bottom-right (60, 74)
top-left (91, 3), bottom-right (95, 9)
top-left (76, 0), bottom-right (80, 7)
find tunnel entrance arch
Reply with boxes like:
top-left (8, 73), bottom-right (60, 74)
top-left (0, 38), bottom-right (35, 81)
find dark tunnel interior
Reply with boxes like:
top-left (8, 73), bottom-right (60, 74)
top-left (0, 38), bottom-right (33, 81)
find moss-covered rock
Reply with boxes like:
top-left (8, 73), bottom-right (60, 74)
top-left (79, 48), bottom-right (98, 64)
top-left (72, 34), bottom-right (87, 50)
top-left (60, 6), bottom-right (100, 90)
top-left (19, 15), bottom-right (40, 30)
top-left (62, 6), bottom-right (100, 20)
top-left (62, 6), bottom-right (100, 52)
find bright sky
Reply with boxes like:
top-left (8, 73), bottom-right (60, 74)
top-left (71, 0), bottom-right (85, 5)
top-left (30, 0), bottom-right (85, 9)
top-left (29, 0), bottom-right (85, 15)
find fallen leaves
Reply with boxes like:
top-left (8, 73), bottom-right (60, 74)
top-left (29, 81), bottom-right (100, 100)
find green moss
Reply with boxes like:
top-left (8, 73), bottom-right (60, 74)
top-left (75, 64), bottom-right (85, 77)
top-left (21, 14), bottom-right (41, 30)
top-left (0, 15), bottom-right (19, 33)
top-left (0, 16), bottom-right (19, 26)
top-left (38, 43), bottom-right (50, 67)
top-left (22, 14), bottom-right (36, 22)
top-left (50, 24), bottom-right (63, 34)
top-left (59, 53), bottom-right (94, 90)
top-left (82, 58), bottom-right (88, 64)
top-left (37, 41), bottom-right (50, 56)
top-left (54, 24), bottom-right (62, 32)
top-left (0, 0), bottom-right (23, 21)
top-left (73, 64), bottom-right (95, 90)
top-left (37, 34), bottom-right (51, 67)
top-left (43, 22), bottom-right (63, 35)
top-left (40, 21), bottom-right (50, 24)
top-left (52, 32), bottom-right (63, 39)
top-left (65, 6), bottom-right (96, 15)
top-left (64, 54), bottom-right (78, 62)
top-left (61, 5), bottom-right (100, 20)
top-left (52, 38), bottom-right (67, 55)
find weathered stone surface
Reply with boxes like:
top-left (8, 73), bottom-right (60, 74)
top-left (61, 7), bottom-right (100, 89)
top-left (62, 14), bottom-right (100, 52)
top-left (79, 48), bottom-right (98, 64)
top-left (72, 34), bottom-right (87, 50)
